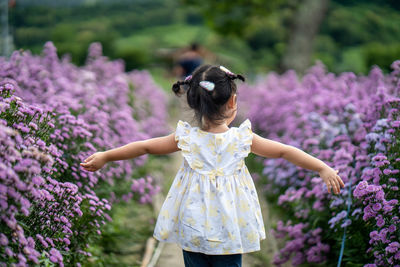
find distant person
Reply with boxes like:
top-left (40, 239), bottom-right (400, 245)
top-left (81, 64), bottom-right (344, 267)
top-left (174, 43), bottom-right (204, 79)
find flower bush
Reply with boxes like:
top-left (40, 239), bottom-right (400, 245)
top-left (239, 60), bottom-right (400, 266)
top-left (0, 42), bottom-right (168, 266)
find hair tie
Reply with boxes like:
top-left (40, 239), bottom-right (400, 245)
top-left (184, 75), bottom-right (192, 82)
top-left (199, 81), bottom-right (215, 91)
top-left (220, 65), bottom-right (235, 77)
top-left (219, 65), bottom-right (245, 82)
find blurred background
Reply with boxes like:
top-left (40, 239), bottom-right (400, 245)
top-left (2, 0), bottom-right (400, 86)
top-left (1, 1), bottom-right (400, 267)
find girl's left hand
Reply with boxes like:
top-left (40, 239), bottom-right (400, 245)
top-left (319, 167), bottom-right (345, 194)
top-left (80, 152), bottom-right (108, 172)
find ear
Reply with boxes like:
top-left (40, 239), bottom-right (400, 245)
top-left (228, 94), bottom-right (237, 109)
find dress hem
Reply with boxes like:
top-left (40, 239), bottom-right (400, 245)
top-left (153, 234), bottom-right (266, 255)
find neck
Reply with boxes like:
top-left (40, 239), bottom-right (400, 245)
top-left (201, 118), bottom-right (229, 132)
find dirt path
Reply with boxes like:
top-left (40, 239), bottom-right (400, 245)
top-left (150, 97), bottom-right (190, 267)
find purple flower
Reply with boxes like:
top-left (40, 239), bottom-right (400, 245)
top-left (388, 225), bottom-right (397, 233)
top-left (5, 247), bottom-right (13, 257)
top-left (376, 217), bottom-right (385, 227)
top-left (0, 233), bottom-right (8, 246)
top-left (383, 204), bottom-right (393, 213)
top-left (50, 248), bottom-right (62, 260)
top-left (383, 169), bottom-right (392, 175)
top-left (372, 203), bottom-right (382, 211)
top-left (386, 242), bottom-right (400, 253)
top-left (341, 219), bottom-right (352, 228)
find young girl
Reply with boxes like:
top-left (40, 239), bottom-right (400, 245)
top-left (80, 64), bottom-right (345, 267)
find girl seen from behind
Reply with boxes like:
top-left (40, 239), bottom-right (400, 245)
top-left (80, 64), bottom-right (345, 267)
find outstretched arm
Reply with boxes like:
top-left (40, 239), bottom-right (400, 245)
top-left (251, 133), bottom-right (345, 194)
top-left (104, 133), bottom-right (179, 161)
top-left (80, 133), bottom-right (179, 172)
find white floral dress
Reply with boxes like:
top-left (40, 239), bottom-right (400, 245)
top-left (153, 119), bottom-right (266, 255)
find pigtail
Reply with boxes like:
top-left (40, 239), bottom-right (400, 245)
top-left (236, 74), bottom-right (246, 82)
top-left (172, 80), bottom-right (190, 96)
top-left (229, 74), bottom-right (246, 82)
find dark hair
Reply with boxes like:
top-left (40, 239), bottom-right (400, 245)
top-left (172, 64), bottom-right (245, 129)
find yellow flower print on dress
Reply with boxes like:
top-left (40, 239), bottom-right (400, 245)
top-left (206, 138), bottom-right (216, 154)
top-left (215, 135), bottom-right (225, 146)
top-left (233, 216), bottom-right (238, 224)
top-left (191, 143), bottom-right (201, 155)
top-left (196, 128), bottom-right (208, 138)
top-left (238, 217), bottom-right (247, 228)
top-left (209, 240), bottom-right (222, 248)
top-left (179, 138), bottom-right (189, 147)
top-left (191, 158), bottom-right (204, 170)
top-left (207, 189), bottom-right (216, 200)
top-left (246, 231), bottom-right (258, 243)
top-left (224, 181), bottom-right (232, 193)
top-left (203, 220), bottom-right (212, 232)
top-left (224, 198), bottom-right (233, 210)
top-left (223, 247), bottom-right (233, 254)
top-left (216, 153), bottom-right (222, 163)
top-left (209, 168), bottom-right (224, 179)
top-left (193, 183), bottom-right (200, 193)
top-left (234, 129), bottom-right (240, 138)
top-left (209, 205), bottom-right (219, 217)
top-left (228, 231), bottom-right (236, 241)
top-left (161, 209), bottom-right (169, 219)
top-left (176, 178), bottom-right (182, 188)
top-left (235, 184), bottom-right (242, 196)
top-left (184, 197), bottom-right (192, 207)
top-left (191, 236), bottom-right (201, 247)
top-left (221, 213), bottom-right (228, 225)
top-left (200, 203), bottom-right (206, 214)
top-left (160, 228), bottom-right (169, 240)
top-left (226, 143), bottom-right (236, 155)
top-left (177, 121), bottom-right (191, 135)
top-left (239, 200), bottom-right (250, 212)
top-left (185, 216), bottom-right (196, 227)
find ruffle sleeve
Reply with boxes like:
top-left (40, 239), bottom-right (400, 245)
top-left (237, 119), bottom-right (253, 158)
top-left (175, 120), bottom-right (191, 157)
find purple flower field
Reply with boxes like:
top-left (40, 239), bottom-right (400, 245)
top-left (0, 42), bottom-right (168, 266)
top-left (1, 40), bottom-right (399, 266)
top-left (239, 60), bottom-right (400, 266)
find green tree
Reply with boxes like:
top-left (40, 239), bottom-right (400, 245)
top-left (183, 0), bottom-right (283, 36)
top-left (183, 0), bottom-right (330, 73)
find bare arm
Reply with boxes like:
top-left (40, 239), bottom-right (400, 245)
top-left (251, 133), bottom-right (345, 194)
top-left (80, 133), bottom-right (179, 171)
top-left (104, 133), bottom-right (179, 161)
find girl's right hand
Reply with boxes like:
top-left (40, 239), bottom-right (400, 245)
top-left (80, 152), bottom-right (108, 172)
top-left (319, 167), bottom-right (345, 194)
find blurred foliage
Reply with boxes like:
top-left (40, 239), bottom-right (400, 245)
top-left (7, 0), bottom-right (400, 77)
top-left (85, 199), bottom-right (154, 267)
top-left (182, 0), bottom-right (286, 36)
top-left (183, 0), bottom-right (400, 74)
top-left (319, 2), bottom-right (400, 73)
